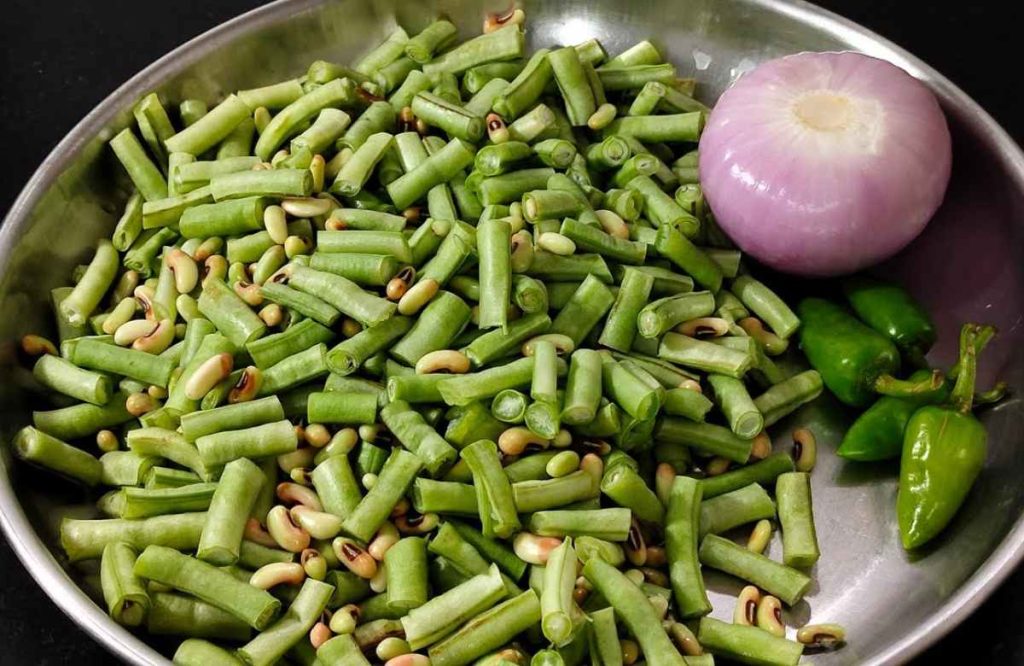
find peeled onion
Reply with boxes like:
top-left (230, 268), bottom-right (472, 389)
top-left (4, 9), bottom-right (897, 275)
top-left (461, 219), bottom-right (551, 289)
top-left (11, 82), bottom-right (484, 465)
top-left (699, 51), bottom-right (952, 276)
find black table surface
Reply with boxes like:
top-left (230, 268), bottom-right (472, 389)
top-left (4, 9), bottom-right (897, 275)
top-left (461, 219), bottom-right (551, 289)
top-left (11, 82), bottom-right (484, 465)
top-left (1, 0), bottom-right (1022, 663)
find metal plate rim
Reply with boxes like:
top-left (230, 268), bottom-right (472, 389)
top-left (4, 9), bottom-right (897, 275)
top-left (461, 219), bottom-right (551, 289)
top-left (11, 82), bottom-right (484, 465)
top-left (0, 0), bottom-right (1021, 663)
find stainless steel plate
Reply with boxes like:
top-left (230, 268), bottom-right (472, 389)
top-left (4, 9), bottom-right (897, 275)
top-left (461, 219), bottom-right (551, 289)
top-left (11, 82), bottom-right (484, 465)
top-left (1, 1), bottom-right (1022, 664)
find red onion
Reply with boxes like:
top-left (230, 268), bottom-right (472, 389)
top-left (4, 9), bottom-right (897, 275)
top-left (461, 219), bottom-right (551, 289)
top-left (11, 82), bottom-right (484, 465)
top-left (699, 52), bottom-right (952, 277)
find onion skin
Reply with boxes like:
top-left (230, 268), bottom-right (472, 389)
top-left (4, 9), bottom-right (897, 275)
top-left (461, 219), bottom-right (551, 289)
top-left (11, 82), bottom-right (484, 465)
top-left (699, 52), bottom-right (952, 277)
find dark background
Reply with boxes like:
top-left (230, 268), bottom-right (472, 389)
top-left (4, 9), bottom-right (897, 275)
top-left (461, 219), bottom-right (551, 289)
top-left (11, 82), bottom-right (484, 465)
top-left (1, 0), bottom-right (1022, 663)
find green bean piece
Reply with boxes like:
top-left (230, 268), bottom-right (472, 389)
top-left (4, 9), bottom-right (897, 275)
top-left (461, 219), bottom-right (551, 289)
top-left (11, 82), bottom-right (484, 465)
top-left (598, 268), bottom-right (654, 352)
top-left (382, 536), bottom-right (428, 613)
top-left (708, 374), bottom-right (764, 439)
top-left (307, 391), bottom-right (378, 426)
top-left (549, 46), bottom-right (597, 125)
top-left (354, 25), bottom-right (409, 74)
top-left (316, 230), bottom-right (412, 264)
top-left (117, 484), bottom-right (217, 519)
top-left (133, 545), bottom-right (279, 630)
top-left (541, 538), bottom-right (583, 647)
top-left (701, 452), bottom-right (796, 499)
top-left (419, 227), bottom-right (474, 286)
top-left (698, 617), bottom-right (804, 666)
top-left (197, 458), bottom-right (265, 566)
top-left (583, 558), bottom-right (686, 665)
top-left (513, 470), bottom-right (596, 514)
top-left (511, 275), bottom-right (548, 314)
top-left (587, 606), bottom-right (622, 666)
top-left (326, 315), bottom-right (412, 375)
top-left (330, 131), bottom-right (394, 196)
top-left (659, 332), bottom-right (752, 378)
top-left (528, 508), bottom-right (630, 540)
top-left (68, 339), bottom-right (175, 390)
top-left (527, 252), bottom-right (613, 286)
top-left (386, 137), bottom-right (476, 209)
top-left (197, 278), bottom-right (266, 347)
top-left (195, 420), bottom-right (298, 467)
top-left (776, 472), bottom-right (820, 568)
top-left (549, 275), bottom-right (615, 346)
top-left (699, 534), bottom-right (811, 606)
top-left (402, 564), bottom-right (506, 650)
top-left (311, 454), bottom-right (362, 518)
top-left (600, 463), bottom-right (663, 523)
top-left (254, 79), bottom-right (358, 159)
top-left (493, 49), bottom-right (553, 119)
top-left (464, 61), bottom-right (523, 93)
top-left (289, 265), bottom-right (396, 326)
top-left (125, 427), bottom-right (212, 481)
top-left (412, 478), bottom-right (478, 516)
top-left (173, 638), bottom-right (244, 666)
top-left (372, 56), bottom-right (419, 92)
top-left (111, 193), bottom-right (145, 252)
top-left (555, 348), bottom-right (601, 426)
top-left (245, 320), bottom-right (332, 370)
top-left (439, 519), bottom-right (525, 580)
top-left (601, 354), bottom-right (663, 421)
top-left (602, 40), bottom-right (662, 68)
top-left (662, 387), bottom-right (714, 422)
top-left (477, 217), bottom-right (513, 330)
top-left (261, 343), bottom-right (331, 395)
top-left (343, 448), bottom-right (423, 541)
top-left (383, 373), bottom-right (444, 403)
top-left (523, 190), bottom-right (585, 222)
top-left (260, 281), bottom-right (340, 326)
top-left (422, 24), bottom-right (525, 76)
top-left (700, 483), bottom-right (776, 538)
top-left (110, 129), bottom-right (167, 201)
top-left (604, 111), bottom-right (703, 143)
top-left (475, 141), bottom-right (534, 176)
top-left (61, 239), bottom-right (119, 326)
top-left (97, 450), bottom-right (156, 486)
top-left (653, 219), bottom-right (722, 293)
top-left (656, 417), bottom-right (753, 464)
top-left (478, 167), bottom-right (555, 206)
top-left (507, 103), bottom-right (557, 143)
top-left (428, 589), bottom-right (541, 666)
top-left (391, 292), bottom-right (472, 365)
top-left (731, 275), bottom-right (800, 339)
top-left (238, 578), bottom-right (334, 666)
top-left (217, 116), bottom-right (256, 159)
top-left (663, 476), bottom-right (712, 619)
top-left (381, 400), bottom-right (458, 475)
top-left (597, 63), bottom-right (676, 91)
top-left (291, 108), bottom-right (351, 154)
top-left (462, 439), bottom-right (520, 538)
top-left (465, 312), bottom-right (551, 367)
top-left (148, 592), bottom-right (251, 641)
top-left (12, 426), bottom-right (101, 486)
top-left (412, 92), bottom-right (484, 142)
top-left (636, 291), bottom-right (715, 338)
top-left (444, 401), bottom-right (506, 449)
top-left (492, 388), bottom-right (529, 423)
top-left (32, 353), bottom-right (112, 406)
top-left (209, 165), bottom-right (313, 199)
top-left (752, 370), bottom-right (823, 427)
top-left (60, 512), bottom-right (207, 563)
top-left (329, 208), bottom-right (408, 232)
top-left (145, 467), bottom-right (202, 490)
top-left (173, 156), bottom-right (261, 193)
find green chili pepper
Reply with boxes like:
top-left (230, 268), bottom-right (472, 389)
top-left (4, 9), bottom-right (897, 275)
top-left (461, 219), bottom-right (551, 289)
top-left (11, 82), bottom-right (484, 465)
top-left (898, 324), bottom-right (988, 550)
top-left (838, 325), bottom-right (999, 462)
top-left (797, 298), bottom-right (942, 408)
top-left (837, 369), bottom-right (950, 461)
top-left (843, 275), bottom-right (937, 367)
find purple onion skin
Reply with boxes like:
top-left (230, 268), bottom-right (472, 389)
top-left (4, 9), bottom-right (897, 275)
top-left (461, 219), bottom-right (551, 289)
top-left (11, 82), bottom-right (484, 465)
top-left (699, 51), bottom-right (952, 277)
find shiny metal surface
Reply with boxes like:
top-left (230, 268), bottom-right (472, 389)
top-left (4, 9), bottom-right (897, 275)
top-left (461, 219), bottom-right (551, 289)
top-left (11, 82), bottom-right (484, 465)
top-left (0, 0), bottom-right (1021, 664)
